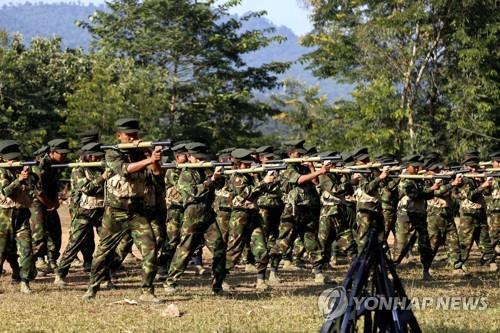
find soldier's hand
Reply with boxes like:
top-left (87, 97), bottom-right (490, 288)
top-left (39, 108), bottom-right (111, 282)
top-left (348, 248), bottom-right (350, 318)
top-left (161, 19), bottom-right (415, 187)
top-left (149, 147), bottom-right (162, 163)
top-left (211, 166), bottom-right (222, 181)
top-left (263, 173), bottom-right (274, 184)
top-left (102, 169), bottom-right (111, 180)
top-left (430, 182), bottom-right (441, 191)
top-left (18, 167), bottom-right (29, 181)
top-left (319, 163), bottom-right (331, 174)
top-left (379, 166), bottom-right (390, 180)
top-left (451, 175), bottom-right (462, 186)
top-left (481, 179), bottom-right (493, 188)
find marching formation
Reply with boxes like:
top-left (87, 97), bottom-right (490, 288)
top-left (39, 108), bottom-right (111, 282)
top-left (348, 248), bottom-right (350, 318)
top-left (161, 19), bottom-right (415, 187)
top-left (0, 118), bottom-right (498, 303)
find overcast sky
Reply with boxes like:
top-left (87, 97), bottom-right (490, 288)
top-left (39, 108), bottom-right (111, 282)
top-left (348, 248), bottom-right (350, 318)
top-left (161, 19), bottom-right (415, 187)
top-left (0, 0), bottom-right (313, 35)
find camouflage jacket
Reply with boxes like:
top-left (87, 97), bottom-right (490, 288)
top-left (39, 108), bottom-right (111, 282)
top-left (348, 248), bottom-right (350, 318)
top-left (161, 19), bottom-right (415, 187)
top-left (426, 180), bottom-right (454, 215)
top-left (485, 179), bottom-right (500, 213)
top-left (355, 170), bottom-right (386, 212)
top-left (177, 168), bottom-right (214, 207)
top-left (280, 163), bottom-right (320, 207)
top-left (32, 154), bottom-right (61, 204)
top-left (397, 178), bottom-right (434, 215)
top-left (0, 168), bottom-right (36, 209)
top-left (213, 176), bottom-right (234, 211)
top-left (380, 178), bottom-right (399, 211)
top-left (318, 173), bottom-right (353, 216)
top-left (165, 168), bottom-right (183, 209)
top-left (71, 166), bottom-right (106, 210)
top-left (230, 173), bottom-right (267, 210)
top-left (104, 148), bottom-right (147, 210)
top-left (145, 168), bottom-right (166, 212)
top-left (456, 177), bottom-right (486, 214)
top-left (256, 172), bottom-right (282, 208)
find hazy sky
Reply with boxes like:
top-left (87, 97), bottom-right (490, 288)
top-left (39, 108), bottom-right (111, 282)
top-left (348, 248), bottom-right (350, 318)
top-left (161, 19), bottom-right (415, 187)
top-left (0, 0), bottom-right (313, 35)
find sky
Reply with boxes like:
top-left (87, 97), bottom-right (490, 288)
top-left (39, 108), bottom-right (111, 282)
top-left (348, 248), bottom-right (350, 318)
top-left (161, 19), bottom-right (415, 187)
top-left (0, 0), bottom-right (313, 35)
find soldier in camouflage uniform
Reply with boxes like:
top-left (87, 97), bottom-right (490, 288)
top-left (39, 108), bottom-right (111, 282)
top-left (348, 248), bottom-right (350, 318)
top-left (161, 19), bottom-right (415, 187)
top-left (54, 142), bottom-right (111, 286)
top-left (83, 118), bottom-right (161, 302)
top-left (225, 149), bottom-right (273, 290)
top-left (351, 147), bottom-right (389, 250)
top-left (483, 152), bottom-right (500, 255)
top-left (163, 143), bottom-right (226, 295)
top-left (30, 139), bottom-right (68, 275)
top-left (269, 140), bottom-right (330, 284)
top-left (394, 155), bottom-right (435, 280)
top-left (0, 140), bottom-right (37, 293)
top-left (424, 161), bottom-right (465, 273)
top-left (456, 155), bottom-right (496, 271)
top-left (317, 151), bottom-right (356, 266)
top-left (213, 148), bottom-right (234, 246)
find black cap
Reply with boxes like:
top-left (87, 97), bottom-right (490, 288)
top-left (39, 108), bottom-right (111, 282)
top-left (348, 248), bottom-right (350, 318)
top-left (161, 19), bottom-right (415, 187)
top-left (375, 153), bottom-right (397, 164)
top-left (403, 154), bottom-right (423, 167)
top-left (0, 140), bottom-right (21, 160)
top-left (424, 157), bottom-right (439, 169)
top-left (172, 143), bottom-right (189, 154)
top-left (78, 130), bottom-right (100, 146)
top-left (255, 146), bottom-right (274, 154)
top-left (80, 142), bottom-right (104, 157)
top-left (427, 162), bottom-right (444, 171)
top-left (462, 156), bottom-right (480, 167)
top-left (489, 151), bottom-right (500, 162)
top-left (341, 151), bottom-right (354, 166)
top-left (115, 118), bottom-right (139, 133)
top-left (34, 145), bottom-right (49, 157)
top-left (48, 139), bottom-right (70, 154)
top-left (352, 147), bottom-right (369, 161)
top-left (231, 148), bottom-right (255, 164)
top-left (424, 152), bottom-right (441, 161)
top-left (284, 139), bottom-right (307, 154)
top-left (305, 146), bottom-right (318, 156)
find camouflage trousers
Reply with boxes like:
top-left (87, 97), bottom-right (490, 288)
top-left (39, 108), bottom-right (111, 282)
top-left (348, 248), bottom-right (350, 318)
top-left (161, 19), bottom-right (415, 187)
top-left (163, 206), bottom-right (184, 270)
top-left (459, 211), bottom-right (496, 265)
top-left (147, 208), bottom-right (166, 265)
top-left (30, 200), bottom-right (62, 263)
top-left (226, 209), bottom-right (269, 274)
top-left (215, 208), bottom-right (231, 246)
top-left (260, 206), bottom-right (282, 252)
top-left (0, 207), bottom-right (36, 282)
top-left (57, 208), bottom-right (103, 277)
top-left (270, 204), bottom-right (323, 272)
top-left (383, 209), bottom-right (397, 241)
top-left (318, 205), bottom-right (356, 264)
top-left (394, 212), bottom-right (433, 269)
top-left (427, 210), bottom-right (462, 269)
top-left (355, 209), bottom-right (385, 250)
top-left (488, 211), bottom-right (499, 249)
top-left (165, 203), bottom-right (226, 291)
top-left (87, 205), bottom-right (157, 294)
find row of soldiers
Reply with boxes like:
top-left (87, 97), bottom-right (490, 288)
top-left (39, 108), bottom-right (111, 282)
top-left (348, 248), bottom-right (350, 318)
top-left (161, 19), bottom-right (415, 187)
top-left (0, 118), bottom-right (498, 302)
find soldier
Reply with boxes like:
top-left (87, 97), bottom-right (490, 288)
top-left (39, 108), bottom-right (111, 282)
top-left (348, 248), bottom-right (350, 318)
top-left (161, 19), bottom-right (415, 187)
top-left (351, 147), bottom-right (389, 249)
top-left (163, 142), bottom-right (226, 295)
top-left (225, 148), bottom-right (273, 290)
top-left (213, 147), bottom-right (235, 246)
top-left (317, 151), bottom-right (356, 267)
top-left (394, 155), bottom-right (434, 280)
top-left (457, 155), bottom-right (496, 271)
top-left (483, 151), bottom-right (500, 254)
top-left (376, 154), bottom-right (399, 254)
top-left (30, 138), bottom-right (68, 275)
top-left (0, 140), bottom-right (37, 293)
top-left (82, 118), bottom-right (161, 302)
top-left (269, 140), bottom-right (330, 284)
top-left (54, 142), bottom-right (111, 286)
top-left (425, 161), bottom-right (465, 274)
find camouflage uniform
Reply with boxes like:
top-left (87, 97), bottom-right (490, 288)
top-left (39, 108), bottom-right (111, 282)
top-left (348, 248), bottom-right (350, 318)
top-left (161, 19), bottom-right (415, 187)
top-left (457, 177), bottom-right (496, 264)
top-left (213, 176), bottom-right (233, 245)
top-left (86, 148), bottom-right (157, 294)
top-left (257, 172), bottom-right (283, 252)
top-left (426, 180), bottom-right (463, 268)
top-left (394, 178), bottom-right (434, 269)
top-left (57, 167), bottom-right (106, 277)
top-left (485, 178), bottom-right (500, 250)
top-left (164, 168), bottom-right (185, 269)
top-left (226, 173), bottom-right (269, 275)
top-left (145, 169), bottom-right (166, 265)
top-left (380, 178), bottom-right (399, 242)
top-left (0, 168), bottom-right (37, 282)
top-left (30, 154), bottom-right (62, 265)
top-left (164, 168), bottom-right (225, 292)
top-left (269, 164), bottom-right (323, 272)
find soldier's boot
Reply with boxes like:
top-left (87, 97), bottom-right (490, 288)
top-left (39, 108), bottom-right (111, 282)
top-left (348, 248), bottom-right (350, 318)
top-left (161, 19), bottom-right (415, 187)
top-left (268, 271), bottom-right (282, 285)
top-left (104, 280), bottom-right (116, 290)
top-left (53, 274), bottom-right (67, 287)
top-left (83, 261), bottom-right (92, 273)
top-left (282, 260), bottom-right (300, 271)
top-left (11, 270), bottom-right (21, 284)
top-left (157, 266), bottom-right (168, 282)
top-left (256, 278), bottom-right (271, 291)
top-left (245, 263), bottom-right (258, 273)
top-left (489, 262), bottom-right (498, 272)
top-left (36, 258), bottom-right (50, 276)
top-left (20, 281), bottom-right (33, 294)
top-left (138, 291), bottom-right (162, 304)
top-left (81, 288), bottom-right (96, 301)
top-left (314, 272), bottom-right (331, 284)
top-left (195, 265), bottom-right (209, 276)
top-left (422, 269), bottom-right (433, 281)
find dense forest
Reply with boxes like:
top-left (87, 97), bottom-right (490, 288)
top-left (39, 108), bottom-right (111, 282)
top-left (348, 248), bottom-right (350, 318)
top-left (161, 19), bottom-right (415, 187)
top-left (0, 0), bottom-right (498, 160)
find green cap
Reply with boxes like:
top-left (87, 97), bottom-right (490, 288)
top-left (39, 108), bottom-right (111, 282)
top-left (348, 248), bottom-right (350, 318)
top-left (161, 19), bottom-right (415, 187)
top-left (403, 154), bottom-right (423, 167)
top-left (80, 142), bottom-right (104, 157)
top-left (375, 153), bottom-right (396, 163)
top-left (231, 148), bottom-right (255, 164)
top-left (0, 140), bottom-right (21, 160)
top-left (186, 142), bottom-right (209, 160)
top-left (172, 143), bottom-right (189, 153)
top-left (217, 147), bottom-right (235, 159)
top-left (115, 118), bottom-right (140, 133)
top-left (78, 130), bottom-right (100, 146)
top-left (352, 147), bottom-right (369, 161)
top-left (305, 146), bottom-right (318, 156)
top-left (34, 145), bottom-right (49, 157)
top-left (255, 146), bottom-right (274, 154)
top-left (48, 139), bottom-right (70, 154)
top-left (284, 139), bottom-right (306, 153)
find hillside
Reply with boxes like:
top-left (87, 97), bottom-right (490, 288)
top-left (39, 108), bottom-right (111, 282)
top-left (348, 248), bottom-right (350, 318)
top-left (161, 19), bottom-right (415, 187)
top-left (0, 2), bottom-right (351, 99)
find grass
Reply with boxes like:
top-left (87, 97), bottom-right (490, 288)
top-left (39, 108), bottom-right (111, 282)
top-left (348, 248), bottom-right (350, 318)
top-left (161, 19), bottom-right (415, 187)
top-left (0, 208), bottom-right (499, 332)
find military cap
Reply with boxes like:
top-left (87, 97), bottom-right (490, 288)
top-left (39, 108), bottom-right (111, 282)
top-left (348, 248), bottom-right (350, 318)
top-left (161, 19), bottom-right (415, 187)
top-left (427, 162), bottom-right (444, 171)
top-left (424, 157), bottom-right (439, 170)
top-left (80, 142), bottom-right (104, 157)
top-left (172, 143), bottom-right (189, 153)
top-left (0, 140), bottom-right (21, 160)
top-left (186, 142), bottom-right (209, 160)
top-left (217, 147), bottom-right (235, 159)
top-left (462, 156), bottom-right (480, 167)
top-left (115, 118), bottom-right (140, 133)
top-left (375, 153), bottom-right (397, 163)
top-left (305, 146), bottom-right (318, 156)
top-left (341, 151), bottom-right (355, 166)
top-left (352, 147), bottom-right (369, 161)
top-left (403, 154), bottom-right (423, 167)
top-left (424, 152), bottom-right (441, 161)
top-left (261, 152), bottom-right (279, 160)
top-left (319, 151), bottom-right (337, 158)
top-left (231, 148), bottom-right (255, 164)
top-left (48, 139), bottom-right (70, 154)
top-left (78, 130), bottom-right (100, 146)
top-left (255, 145), bottom-right (274, 154)
top-left (34, 145), bottom-right (49, 157)
top-left (489, 151), bottom-right (500, 161)
top-left (284, 139), bottom-right (307, 153)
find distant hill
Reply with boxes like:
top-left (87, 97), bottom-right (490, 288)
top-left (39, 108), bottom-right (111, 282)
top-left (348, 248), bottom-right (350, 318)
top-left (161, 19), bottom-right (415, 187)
top-left (0, 2), bottom-right (352, 99)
